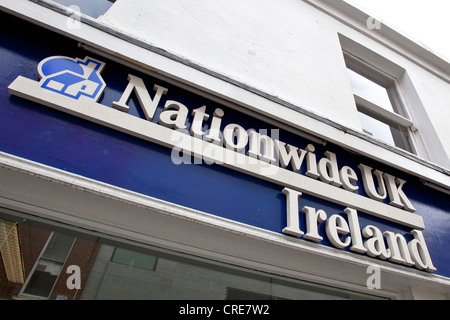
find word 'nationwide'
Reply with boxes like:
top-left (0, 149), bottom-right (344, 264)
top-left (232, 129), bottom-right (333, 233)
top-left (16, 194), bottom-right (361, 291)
top-left (112, 74), bottom-right (416, 213)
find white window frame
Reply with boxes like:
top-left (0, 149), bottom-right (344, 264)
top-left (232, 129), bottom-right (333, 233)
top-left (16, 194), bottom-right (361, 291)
top-left (343, 51), bottom-right (419, 155)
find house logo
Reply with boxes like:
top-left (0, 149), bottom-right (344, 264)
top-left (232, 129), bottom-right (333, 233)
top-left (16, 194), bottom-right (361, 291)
top-left (37, 56), bottom-right (106, 102)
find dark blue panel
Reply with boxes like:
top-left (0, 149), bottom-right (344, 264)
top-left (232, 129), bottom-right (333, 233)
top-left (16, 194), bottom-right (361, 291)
top-left (1, 12), bottom-right (449, 277)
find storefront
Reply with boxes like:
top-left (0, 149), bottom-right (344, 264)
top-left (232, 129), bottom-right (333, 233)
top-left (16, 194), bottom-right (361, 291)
top-left (1, 1), bottom-right (449, 301)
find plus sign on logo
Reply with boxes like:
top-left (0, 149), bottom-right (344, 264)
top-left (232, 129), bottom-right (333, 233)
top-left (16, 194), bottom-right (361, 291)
top-left (37, 56), bottom-right (106, 102)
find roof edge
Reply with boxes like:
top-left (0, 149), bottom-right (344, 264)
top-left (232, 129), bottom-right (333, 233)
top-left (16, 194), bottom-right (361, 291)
top-left (304, 0), bottom-right (450, 82)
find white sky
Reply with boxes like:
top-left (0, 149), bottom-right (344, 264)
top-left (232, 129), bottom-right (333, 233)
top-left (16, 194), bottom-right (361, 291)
top-left (343, 0), bottom-right (450, 62)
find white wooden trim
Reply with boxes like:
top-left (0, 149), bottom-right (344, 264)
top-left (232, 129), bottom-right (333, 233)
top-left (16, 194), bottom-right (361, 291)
top-left (354, 94), bottom-right (414, 128)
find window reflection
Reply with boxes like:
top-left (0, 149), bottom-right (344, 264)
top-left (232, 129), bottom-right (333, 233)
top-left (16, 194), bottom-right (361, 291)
top-left (347, 68), bottom-right (394, 112)
top-left (0, 209), bottom-right (385, 300)
top-left (21, 232), bottom-right (76, 298)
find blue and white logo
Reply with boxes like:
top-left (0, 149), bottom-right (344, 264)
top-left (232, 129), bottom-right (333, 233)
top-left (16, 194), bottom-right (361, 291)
top-left (37, 56), bottom-right (106, 102)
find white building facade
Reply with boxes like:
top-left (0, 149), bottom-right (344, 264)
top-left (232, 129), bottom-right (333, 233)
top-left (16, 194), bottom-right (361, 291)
top-left (0, 0), bottom-right (449, 300)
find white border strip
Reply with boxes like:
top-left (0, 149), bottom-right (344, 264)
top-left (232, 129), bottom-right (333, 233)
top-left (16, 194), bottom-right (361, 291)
top-left (8, 76), bottom-right (425, 229)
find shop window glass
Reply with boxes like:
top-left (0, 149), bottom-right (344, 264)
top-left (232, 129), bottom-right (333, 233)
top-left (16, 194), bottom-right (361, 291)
top-left (0, 209), bottom-right (386, 300)
top-left (358, 111), bottom-right (395, 144)
top-left (21, 232), bottom-right (76, 298)
top-left (111, 247), bottom-right (158, 271)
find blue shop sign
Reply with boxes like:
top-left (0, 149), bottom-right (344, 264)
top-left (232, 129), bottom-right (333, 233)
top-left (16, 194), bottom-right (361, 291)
top-left (1, 16), bottom-right (449, 277)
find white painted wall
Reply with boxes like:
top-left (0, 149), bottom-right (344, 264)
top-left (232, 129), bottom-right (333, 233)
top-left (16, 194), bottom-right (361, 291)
top-left (101, 0), bottom-right (362, 130)
top-left (99, 0), bottom-right (450, 168)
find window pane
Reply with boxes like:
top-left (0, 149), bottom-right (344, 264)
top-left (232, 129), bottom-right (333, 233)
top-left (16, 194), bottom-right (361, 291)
top-left (0, 210), bottom-right (385, 300)
top-left (22, 259), bottom-right (63, 297)
top-left (21, 232), bottom-right (75, 298)
top-left (90, 246), bottom-right (375, 300)
top-left (112, 247), bottom-right (157, 271)
top-left (347, 69), bottom-right (394, 112)
top-left (358, 111), bottom-right (395, 145)
top-left (51, 0), bottom-right (114, 18)
top-left (42, 232), bottom-right (75, 262)
top-left (390, 124), bottom-right (411, 152)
